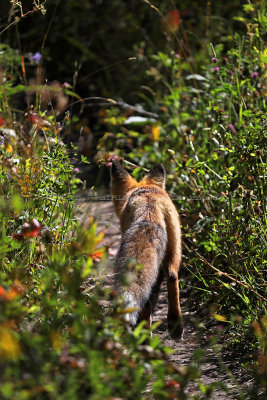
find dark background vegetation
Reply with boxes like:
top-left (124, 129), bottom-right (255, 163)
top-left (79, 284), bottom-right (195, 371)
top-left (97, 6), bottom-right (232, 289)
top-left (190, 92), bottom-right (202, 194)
top-left (1, 0), bottom-right (246, 101)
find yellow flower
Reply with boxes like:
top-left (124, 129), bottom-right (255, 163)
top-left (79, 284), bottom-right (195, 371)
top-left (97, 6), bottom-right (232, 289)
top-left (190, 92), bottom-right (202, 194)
top-left (5, 143), bottom-right (13, 153)
top-left (151, 125), bottom-right (160, 141)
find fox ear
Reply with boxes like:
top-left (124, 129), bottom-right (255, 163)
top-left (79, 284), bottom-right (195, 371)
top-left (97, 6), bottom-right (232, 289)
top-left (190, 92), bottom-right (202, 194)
top-left (146, 164), bottom-right (166, 188)
top-left (111, 160), bottom-right (130, 181)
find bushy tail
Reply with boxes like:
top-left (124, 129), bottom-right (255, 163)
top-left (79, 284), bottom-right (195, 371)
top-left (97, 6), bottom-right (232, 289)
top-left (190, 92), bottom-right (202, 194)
top-left (115, 220), bottom-right (167, 325)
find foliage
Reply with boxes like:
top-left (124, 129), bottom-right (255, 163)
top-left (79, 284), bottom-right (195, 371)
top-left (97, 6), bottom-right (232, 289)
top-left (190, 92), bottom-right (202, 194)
top-left (0, 0), bottom-right (267, 399)
top-left (97, 0), bottom-right (267, 388)
top-left (0, 98), bottom-right (186, 398)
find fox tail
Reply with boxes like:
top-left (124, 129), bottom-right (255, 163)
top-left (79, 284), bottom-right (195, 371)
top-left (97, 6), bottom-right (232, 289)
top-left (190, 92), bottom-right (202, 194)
top-left (115, 220), bottom-right (167, 325)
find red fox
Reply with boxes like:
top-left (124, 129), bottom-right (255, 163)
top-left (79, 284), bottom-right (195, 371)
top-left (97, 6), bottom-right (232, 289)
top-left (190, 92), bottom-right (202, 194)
top-left (111, 161), bottom-right (183, 338)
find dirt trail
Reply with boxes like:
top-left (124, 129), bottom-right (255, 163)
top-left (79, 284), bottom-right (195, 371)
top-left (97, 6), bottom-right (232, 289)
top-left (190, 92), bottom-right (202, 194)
top-left (75, 191), bottom-right (251, 399)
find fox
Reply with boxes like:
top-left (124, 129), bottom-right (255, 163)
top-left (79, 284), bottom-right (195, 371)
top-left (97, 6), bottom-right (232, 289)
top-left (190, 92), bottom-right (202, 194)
top-left (111, 160), bottom-right (183, 338)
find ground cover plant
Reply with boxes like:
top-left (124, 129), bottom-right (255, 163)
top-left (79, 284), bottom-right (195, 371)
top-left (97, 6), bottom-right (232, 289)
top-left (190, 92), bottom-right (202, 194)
top-left (0, 0), bottom-right (267, 399)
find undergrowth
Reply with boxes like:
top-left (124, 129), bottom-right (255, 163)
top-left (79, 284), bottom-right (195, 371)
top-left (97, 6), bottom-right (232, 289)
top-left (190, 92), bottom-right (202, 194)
top-left (0, 0), bottom-right (266, 399)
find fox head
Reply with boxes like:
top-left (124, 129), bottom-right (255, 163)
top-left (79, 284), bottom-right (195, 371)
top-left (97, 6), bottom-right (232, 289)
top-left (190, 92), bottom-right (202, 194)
top-left (111, 161), bottom-right (166, 189)
top-left (111, 161), bottom-right (166, 217)
top-left (140, 164), bottom-right (166, 189)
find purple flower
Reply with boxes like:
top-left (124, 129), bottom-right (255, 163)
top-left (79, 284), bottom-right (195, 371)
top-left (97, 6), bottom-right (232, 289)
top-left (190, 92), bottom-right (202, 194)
top-left (213, 67), bottom-right (220, 72)
top-left (73, 167), bottom-right (80, 173)
top-left (211, 57), bottom-right (218, 63)
top-left (216, 325), bottom-right (223, 331)
top-left (250, 71), bottom-right (258, 79)
top-left (63, 82), bottom-right (70, 88)
top-left (0, 135), bottom-right (4, 146)
top-left (228, 123), bottom-right (236, 133)
top-left (31, 52), bottom-right (42, 64)
top-left (108, 154), bottom-right (118, 162)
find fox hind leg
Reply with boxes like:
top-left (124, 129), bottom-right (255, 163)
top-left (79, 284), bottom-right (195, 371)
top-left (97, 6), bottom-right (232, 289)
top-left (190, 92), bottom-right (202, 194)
top-left (150, 268), bottom-right (164, 312)
top-left (138, 301), bottom-right (152, 328)
top-left (166, 258), bottom-right (183, 339)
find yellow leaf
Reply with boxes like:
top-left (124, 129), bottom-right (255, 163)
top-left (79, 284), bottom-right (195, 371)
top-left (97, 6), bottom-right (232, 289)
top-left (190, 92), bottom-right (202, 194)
top-left (213, 314), bottom-right (228, 322)
top-left (119, 307), bottom-right (138, 315)
top-left (50, 331), bottom-right (63, 351)
top-left (0, 325), bottom-right (21, 359)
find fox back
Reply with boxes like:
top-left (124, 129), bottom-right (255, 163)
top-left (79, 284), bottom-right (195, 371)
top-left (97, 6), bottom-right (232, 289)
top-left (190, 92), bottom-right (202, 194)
top-left (111, 161), bottom-right (183, 338)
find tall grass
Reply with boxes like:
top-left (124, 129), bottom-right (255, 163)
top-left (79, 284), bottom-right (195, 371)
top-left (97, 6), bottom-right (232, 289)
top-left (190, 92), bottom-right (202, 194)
top-left (0, 0), bottom-right (266, 398)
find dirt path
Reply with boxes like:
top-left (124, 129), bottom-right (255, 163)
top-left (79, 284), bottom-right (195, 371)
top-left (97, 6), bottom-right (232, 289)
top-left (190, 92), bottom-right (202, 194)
top-left (75, 191), bottom-right (251, 399)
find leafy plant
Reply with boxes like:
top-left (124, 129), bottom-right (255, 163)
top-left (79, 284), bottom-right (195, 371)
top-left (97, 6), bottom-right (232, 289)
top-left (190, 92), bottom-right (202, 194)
top-left (1, 0), bottom-right (266, 398)
top-left (98, 0), bottom-right (267, 369)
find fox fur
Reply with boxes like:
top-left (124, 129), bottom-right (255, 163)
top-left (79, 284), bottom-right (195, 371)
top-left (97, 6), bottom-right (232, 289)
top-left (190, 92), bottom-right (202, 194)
top-left (111, 161), bottom-right (183, 338)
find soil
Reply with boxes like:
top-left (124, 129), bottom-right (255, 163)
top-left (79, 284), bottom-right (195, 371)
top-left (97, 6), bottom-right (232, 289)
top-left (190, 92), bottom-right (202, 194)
top-left (75, 189), bottom-right (259, 400)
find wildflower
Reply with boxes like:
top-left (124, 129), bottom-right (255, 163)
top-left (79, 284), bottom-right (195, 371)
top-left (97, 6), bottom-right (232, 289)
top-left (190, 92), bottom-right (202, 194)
top-left (165, 9), bottom-right (180, 32)
top-left (0, 280), bottom-right (24, 302)
top-left (164, 379), bottom-right (181, 395)
top-left (107, 154), bottom-right (118, 167)
top-left (0, 117), bottom-right (5, 126)
top-left (211, 57), bottom-right (218, 63)
top-left (26, 112), bottom-right (51, 130)
top-left (5, 143), bottom-right (13, 153)
top-left (228, 123), bottom-right (236, 133)
top-left (90, 249), bottom-right (105, 262)
top-left (13, 219), bottom-right (43, 241)
top-left (73, 167), bottom-right (80, 173)
top-left (31, 52), bottom-right (42, 64)
top-left (213, 66), bottom-right (220, 72)
top-left (0, 136), bottom-right (4, 146)
top-left (251, 71), bottom-right (258, 79)
top-left (151, 124), bottom-right (160, 141)
top-left (63, 82), bottom-right (70, 88)
top-left (216, 325), bottom-right (223, 331)
top-left (11, 167), bottom-right (18, 176)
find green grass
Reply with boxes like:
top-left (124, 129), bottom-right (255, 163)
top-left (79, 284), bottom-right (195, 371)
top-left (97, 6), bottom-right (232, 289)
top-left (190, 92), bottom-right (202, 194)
top-left (0, 0), bottom-right (266, 398)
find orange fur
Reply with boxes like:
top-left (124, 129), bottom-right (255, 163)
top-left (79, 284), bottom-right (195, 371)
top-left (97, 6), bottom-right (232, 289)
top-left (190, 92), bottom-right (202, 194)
top-left (111, 161), bottom-right (183, 338)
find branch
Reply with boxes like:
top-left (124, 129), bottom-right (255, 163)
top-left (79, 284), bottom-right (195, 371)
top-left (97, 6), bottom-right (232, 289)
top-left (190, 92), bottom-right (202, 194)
top-left (193, 250), bottom-right (267, 303)
top-left (56, 97), bottom-right (158, 121)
